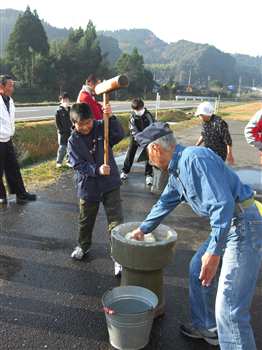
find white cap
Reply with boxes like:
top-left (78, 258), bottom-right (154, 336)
top-left (195, 102), bottom-right (214, 116)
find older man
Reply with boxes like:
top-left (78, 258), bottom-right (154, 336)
top-left (195, 101), bottom-right (235, 165)
top-left (0, 75), bottom-right (36, 205)
top-left (132, 122), bottom-right (262, 349)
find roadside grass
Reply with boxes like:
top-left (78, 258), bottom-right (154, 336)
top-left (21, 160), bottom-right (71, 190)
top-left (14, 120), bottom-right (57, 166)
top-left (219, 101), bottom-right (262, 121)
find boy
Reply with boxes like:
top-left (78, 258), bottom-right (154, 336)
top-left (55, 92), bottom-right (72, 168)
top-left (77, 74), bottom-right (103, 120)
top-left (68, 103), bottom-right (124, 275)
top-left (121, 98), bottom-right (154, 185)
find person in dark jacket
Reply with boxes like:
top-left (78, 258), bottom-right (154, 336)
top-left (68, 103), bottom-right (124, 275)
top-left (195, 102), bottom-right (235, 165)
top-left (55, 92), bottom-right (72, 167)
top-left (121, 98), bottom-right (154, 185)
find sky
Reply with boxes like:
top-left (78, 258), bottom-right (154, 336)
top-left (1, 0), bottom-right (262, 56)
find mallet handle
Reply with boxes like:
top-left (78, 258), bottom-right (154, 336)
top-left (103, 93), bottom-right (110, 165)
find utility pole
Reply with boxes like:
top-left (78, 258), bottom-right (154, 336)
top-left (237, 76), bottom-right (242, 97)
top-left (188, 69), bottom-right (191, 87)
top-left (155, 92), bottom-right (160, 121)
top-left (179, 71), bottom-right (183, 83)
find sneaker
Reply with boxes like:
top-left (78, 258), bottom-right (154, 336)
top-left (65, 161), bottom-right (72, 168)
top-left (56, 163), bottom-right (62, 168)
top-left (146, 175), bottom-right (153, 186)
top-left (0, 197), bottom-right (7, 207)
top-left (71, 246), bottom-right (90, 260)
top-left (16, 192), bottom-right (37, 204)
top-left (180, 323), bottom-right (219, 346)
top-left (120, 171), bottom-right (128, 181)
top-left (114, 261), bottom-right (122, 277)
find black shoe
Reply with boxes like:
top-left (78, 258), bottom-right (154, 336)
top-left (180, 323), bottom-right (219, 346)
top-left (16, 192), bottom-right (37, 204)
top-left (0, 197), bottom-right (7, 207)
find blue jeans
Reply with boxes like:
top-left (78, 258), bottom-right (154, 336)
top-left (56, 134), bottom-right (68, 164)
top-left (189, 204), bottom-right (262, 349)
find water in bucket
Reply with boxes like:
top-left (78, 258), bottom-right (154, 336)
top-left (109, 298), bottom-right (152, 314)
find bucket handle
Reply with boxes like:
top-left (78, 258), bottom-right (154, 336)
top-left (103, 307), bottom-right (116, 315)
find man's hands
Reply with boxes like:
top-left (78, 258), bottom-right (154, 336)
top-left (102, 104), bottom-right (113, 118)
top-left (131, 228), bottom-right (145, 241)
top-left (99, 164), bottom-right (110, 176)
top-left (199, 253), bottom-right (220, 287)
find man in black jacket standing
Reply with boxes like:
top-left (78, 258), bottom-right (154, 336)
top-left (121, 98), bottom-right (154, 185)
top-left (55, 92), bottom-right (72, 168)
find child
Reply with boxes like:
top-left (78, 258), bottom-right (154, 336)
top-left (55, 92), bottom-right (72, 168)
top-left (120, 98), bottom-right (154, 185)
top-left (68, 103), bottom-right (124, 276)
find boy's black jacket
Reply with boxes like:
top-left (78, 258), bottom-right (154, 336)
top-left (55, 105), bottom-right (72, 144)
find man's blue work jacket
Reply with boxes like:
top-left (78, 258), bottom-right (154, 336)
top-left (140, 144), bottom-right (254, 255)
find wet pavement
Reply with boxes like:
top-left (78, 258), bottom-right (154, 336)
top-left (0, 120), bottom-right (261, 350)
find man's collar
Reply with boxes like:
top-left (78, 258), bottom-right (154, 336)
top-left (168, 144), bottom-right (185, 174)
top-left (82, 85), bottom-right (94, 95)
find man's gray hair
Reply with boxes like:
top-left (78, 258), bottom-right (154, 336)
top-left (149, 132), bottom-right (176, 150)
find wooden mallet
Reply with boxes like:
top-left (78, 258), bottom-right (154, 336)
top-left (95, 75), bottom-right (128, 165)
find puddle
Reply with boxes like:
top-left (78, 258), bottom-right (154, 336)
top-left (234, 168), bottom-right (262, 193)
top-left (0, 255), bottom-right (22, 280)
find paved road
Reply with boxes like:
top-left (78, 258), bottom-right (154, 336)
top-left (14, 101), bottom-right (199, 121)
top-left (0, 121), bottom-right (261, 349)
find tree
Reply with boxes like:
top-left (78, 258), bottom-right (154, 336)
top-left (51, 21), bottom-right (110, 98)
top-left (115, 48), bottom-right (154, 97)
top-left (6, 6), bottom-right (49, 86)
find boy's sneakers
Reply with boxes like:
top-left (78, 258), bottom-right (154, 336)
top-left (120, 171), bottom-right (128, 181)
top-left (71, 246), bottom-right (90, 260)
top-left (114, 261), bottom-right (122, 277)
top-left (66, 161), bottom-right (72, 168)
top-left (146, 175), bottom-right (153, 186)
top-left (180, 323), bottom-right (219, 346)
top-left (56, 163), bottom-right (62, 168)
top-left (16, 192), bottom-right (37, 204)
top-left (0, 197), bottom-right (7, 207)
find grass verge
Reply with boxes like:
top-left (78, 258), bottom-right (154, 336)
top-left (219, 101), bottom-right (262, 121)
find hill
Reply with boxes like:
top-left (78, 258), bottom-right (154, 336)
top-left (1, 9), bottom-right (262, 85)
top-left (0, 9), bottom-right (69, 56)
top-left (100, 29), bottom-right (168, 64)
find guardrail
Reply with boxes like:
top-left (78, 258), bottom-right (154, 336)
top-left (175, 95), bottom-right (217, 101)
